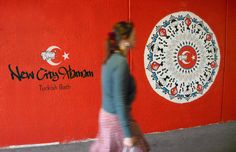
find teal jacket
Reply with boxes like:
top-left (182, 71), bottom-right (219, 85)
top-left (102, 52), bottom-right (136, 137)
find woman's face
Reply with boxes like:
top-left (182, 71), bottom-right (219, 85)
top-left (128, 29), bottom-right (136, 48)
top-left (118, 28), bottom-right (136, 56)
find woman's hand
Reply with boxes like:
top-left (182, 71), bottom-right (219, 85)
top-left (123, 137), bottom-right (137, 147)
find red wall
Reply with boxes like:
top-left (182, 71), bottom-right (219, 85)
top-left (0, 0), bottom-right (128, 147)
top-left (0, 0), bottom-right (235, 148)
top-left (130, 0), bottom-right (227, 133)
top-left (222, 0), bottom-right (236, 121)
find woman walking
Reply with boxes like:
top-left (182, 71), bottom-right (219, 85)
top-left (89, 21), bottom-right (150, 152)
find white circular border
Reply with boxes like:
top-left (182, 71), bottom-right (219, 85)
top-left (144, 11), bottom-right (220, 104)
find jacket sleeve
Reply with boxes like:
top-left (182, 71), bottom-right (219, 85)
top-left (113, 60), bottom-right (132, 137)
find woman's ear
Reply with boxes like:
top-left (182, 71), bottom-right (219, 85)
top-left (119, 40), bottom-right (130, 51)
top-left (123, 41), bottom-right (131, 48)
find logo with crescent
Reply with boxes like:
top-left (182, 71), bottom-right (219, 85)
top-left (144, 11), bottom-right (220, 103)
top-left (41, 45), bottom-right (69, 66)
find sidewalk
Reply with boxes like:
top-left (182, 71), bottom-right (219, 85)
top-left (0, 121), bottom-right (235, 152)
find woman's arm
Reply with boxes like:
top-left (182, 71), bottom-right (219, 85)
top-left (113, 59), bottom-right (132, 138)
